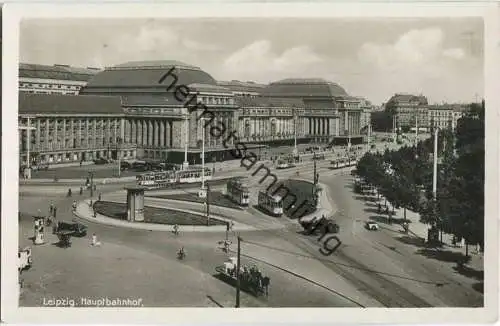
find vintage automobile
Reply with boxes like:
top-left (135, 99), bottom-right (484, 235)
top-left (55, 220), bottom-right (88, 237)
top-left (18, 247), bottom-right (33, 272)
top-left (300, 215), bottom-right (340, 235)
top-left (365, 221), bottom-right (379, 231)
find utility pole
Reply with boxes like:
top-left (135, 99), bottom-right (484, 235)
top-left (117, 137), bottom-right (122, 178)
top-left (199, 117), bottom-right (207, 198)
top-left (415, 113), bottom-right (419, 148)
top-left (89, 172), bottom-right (94, 198)
top-left (19, 117), bottom-right (36, 179)
top-left (293, 109), bottom-right (298, 158)
top-left (183, 114), bottom-right (189, 171)
top-left (206, 184), bottom-right (210, 226)
top-left (235, 236), bottom-right (242, 308)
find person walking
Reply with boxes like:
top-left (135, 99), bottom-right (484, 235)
top-left (98, 193), bottom-right (102, 201)
top-left (53, 207), bottom-right (57, 219)
top-left (72, 201), bottom-right (77, 211)
top-left (79, 186), bottom-right (83, 195)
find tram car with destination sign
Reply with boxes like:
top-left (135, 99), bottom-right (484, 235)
top-left (257, 191), bottom-right (284, 217)
top-left (226, 178), bottom-right (250, 206)
top-left (136, 167), bottom-right (212, 190)
top-left (330, 157), bottom-right (357, 169)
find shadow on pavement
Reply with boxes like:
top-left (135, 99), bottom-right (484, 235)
top-left (416, 248), bottom-right (468, 263)
top-left (453, 264), bottom-right (484, 281)
top-left (206, 295), bottom-right (224, 307)
top-left (368, 215), bottom-right (391, 225)
top-left (472, 282), bottom-right (484, 294)
top-left (397, 235), bottom-right (427, 248)
top-left (363, 207), bottom-right (380, 214)
top-left (51, 241), bottom-right (72, 249)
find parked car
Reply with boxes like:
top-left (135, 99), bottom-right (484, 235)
top-left (18, 247), bottom-right (33, 272)
top-left (365, 221), bottom-right (379, 231)
top-left (55, 220), bottom-right (88, 237)
top-left (93, 158), bottom-right (109, 165)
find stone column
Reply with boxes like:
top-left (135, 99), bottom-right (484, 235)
top-left (36, 119), bottom-right (41, 151)
top-left (141, 120), bottom-right (147, 146)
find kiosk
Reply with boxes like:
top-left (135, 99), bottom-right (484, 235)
top-left (125, 186), bottom-right (146, 222)
top-left (33, 215), bottom-right (45, 245)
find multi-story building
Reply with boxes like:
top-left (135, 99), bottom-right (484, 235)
top-left (428, 104), bottom-right (469, 131)
top-left (19, 60), bottom-right (367, 167)
top-left (18, 93), bottom-right (137, 167)
top-left (356, 97), bottom-right (373, 134)
top-left (387, 93), bottom-right (429, 130)
top-left (261, 78), bottom-right (364, 145)
top-left (19, 63), bottom-right (101, 95)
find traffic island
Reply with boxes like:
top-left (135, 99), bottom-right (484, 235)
top-left (93, 201), bottom-right (226, 226)
top-left (149, 191), bottom-right (244, 211)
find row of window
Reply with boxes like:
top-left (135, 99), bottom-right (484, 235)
top-left (198, 96), bottom-right (234, 105)
top-left (20, 83), bottom-right (81, 90)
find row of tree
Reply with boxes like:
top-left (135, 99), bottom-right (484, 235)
top-left (356, 102), bottom-right (484, 255)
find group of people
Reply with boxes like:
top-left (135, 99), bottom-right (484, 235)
top-left (228, 264), bottom-right (270, 296)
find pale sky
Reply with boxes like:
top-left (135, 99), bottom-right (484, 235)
top-left (20, 18), bottom-right (484, 105)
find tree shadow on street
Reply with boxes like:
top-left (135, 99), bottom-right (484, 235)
top-left (472, 282), bottom-right (484, 294)
top-left (416, 248), bottom-right (469, 264)
top-left (343, 184), bottom-right (354, 190)
top-left (51, 241), bottom-right (72, 249)
top-left (368, 215), bottom-right (390, 225)
top-left (364, 207), bottom-right (380, 214)
top-left (453, 264), bottom-right (484, 281)
top-left (396, 235), bottom-right (427, 248)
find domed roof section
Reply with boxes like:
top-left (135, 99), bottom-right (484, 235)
top-left (83, 60), bottom-right (217, 90)
top-left (263, 78), bottom-right (349, 98)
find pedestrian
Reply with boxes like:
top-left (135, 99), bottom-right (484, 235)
top-left (72, 201), bottom-right (77, 211)
top-left (53, 207), bottom-right (57, 219)
top-left (91, 233), bottom-right (101, 246)
top-left (93, 184), bottom-right (97, 192)
top-left (79, 186), bottom-right (83, 195)
top-left (89, 200), bottom-right (93, 207)
top-left (49, 203), bottom-right (54, 216)
top-left (93, 209), bottom-right (97, 218)
top-left (98, 193), bottom-right (102, 201)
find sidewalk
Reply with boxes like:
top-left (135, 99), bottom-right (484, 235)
top-left (74, 199), bottom-right (256, 232)
top-left (372, 193), bottom-right (483, 271)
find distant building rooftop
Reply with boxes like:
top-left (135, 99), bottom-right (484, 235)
top-left (263, 78), bottom-right (349, 98)
top-left (217, 80), bottom-right (267, 93)
top-left (19, 93), bottom-right (123, 114)
top-left (19, 63), bottom-right (101, 82)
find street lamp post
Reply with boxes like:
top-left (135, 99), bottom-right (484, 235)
top-left (293, 109), bottom-right (298, 158)
top-left (183, 114), bottom-right (189, 171)
top-left (198, 117), bottom-right (207, 198)
top-left (19, 117), bottom-right (36, 179)
top-left (117, 137), bottom-right (122, 178)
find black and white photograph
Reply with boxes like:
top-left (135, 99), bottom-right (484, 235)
top-left (1, 2), bottom-right (497, 325)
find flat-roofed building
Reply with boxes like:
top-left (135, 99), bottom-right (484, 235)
top-left (19, 63), bottom-right (101, 95)
top-left (18, 93), bottom-right (136, 167)
top-left (428, 104), bottom-right (469, 131)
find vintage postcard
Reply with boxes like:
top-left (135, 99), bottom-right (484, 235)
top-left (1, 2), bottom-right (498, 325)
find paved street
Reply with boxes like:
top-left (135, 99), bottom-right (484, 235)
top-left (17, 138), bottom-right (482, 308)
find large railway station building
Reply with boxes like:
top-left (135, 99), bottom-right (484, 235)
top-left (19, 60), bottom-right (371, 167)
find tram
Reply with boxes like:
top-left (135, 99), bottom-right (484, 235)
top-left (136, 167), bottom-right (212, 189)
top-left (226, 178), bottom-right (250, 206)
top-left (257, 191), bottom-right (283, 217)
top-left (330, 157), bottom-right (357, 170)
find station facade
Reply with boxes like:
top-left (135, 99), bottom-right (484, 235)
top-left (19, 60), bottom-right (369, 166)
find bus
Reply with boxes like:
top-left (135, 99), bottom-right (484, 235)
top-left (257, 191), bottom-right (283, 217)
top-left (226, 178), bottom-right (250, 206)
